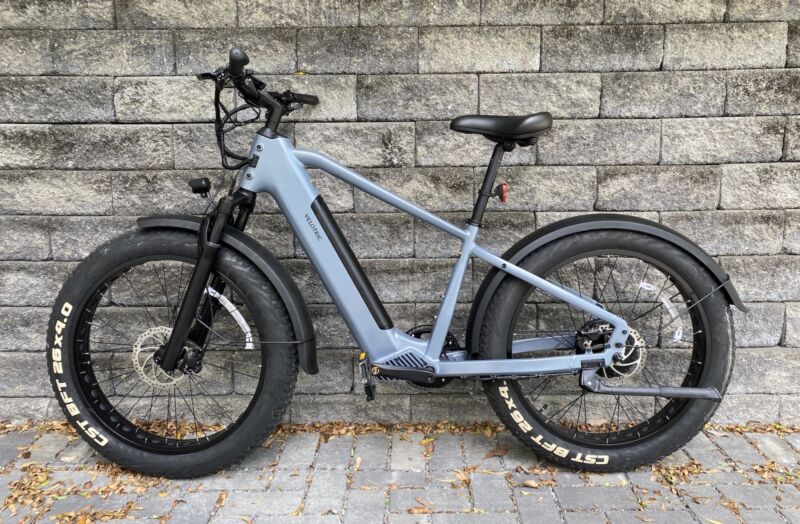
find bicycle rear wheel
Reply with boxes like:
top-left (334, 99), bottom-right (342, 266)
top-left (479, 230), bottom-right (734, 471)
top-left (47, 229), bottom-right (298, 477)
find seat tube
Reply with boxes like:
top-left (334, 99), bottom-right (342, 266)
top-left (426, 225), bottom-right (479, 358)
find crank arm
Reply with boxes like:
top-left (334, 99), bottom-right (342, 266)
top-left (371, 363), bottom-right (437, 384)
top-left (579, 369), bottom-right (721, 401)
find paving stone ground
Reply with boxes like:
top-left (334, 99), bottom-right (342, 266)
top-left (0, 425), bottom-right (798, 523)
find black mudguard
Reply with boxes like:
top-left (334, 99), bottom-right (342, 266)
top-left (466, 213), bottom-right (745, 355)
top-left (137, 215), bottom-right (318, 375)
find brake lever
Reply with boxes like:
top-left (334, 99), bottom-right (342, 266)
top-left (251, 75), bottom-right (267, 91)
top-left (197, 66), bottom-right (227, 81)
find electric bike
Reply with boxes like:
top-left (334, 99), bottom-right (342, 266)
top-left (47, 48), bottom-right (742, 477)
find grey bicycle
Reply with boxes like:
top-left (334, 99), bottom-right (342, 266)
top-left (47, 48), bottom-right (742, 477)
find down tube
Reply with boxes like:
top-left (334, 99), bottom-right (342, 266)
top-left (239, 136), bottom-right (400, 355)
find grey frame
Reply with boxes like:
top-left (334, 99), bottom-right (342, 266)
top-left (239, 135), bottom-right (631, 377)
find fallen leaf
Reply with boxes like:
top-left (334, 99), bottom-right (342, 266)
top-left (483, 446), bottom-right (508, 459)
top-left (414, 496), bottom-right (434, 508)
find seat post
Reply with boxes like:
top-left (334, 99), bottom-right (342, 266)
top-left (469, 141), bottom-right (514, 227)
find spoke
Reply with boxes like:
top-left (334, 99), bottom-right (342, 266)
top-left (175, 385), bottom-right (202, 441)
top-left (554, 269), bottom-right (579, 332)
top-left (643, 282), bottom-right (725, 348)
top-left (110, 367), bottom-right (139, 393)
top-left (164, 388), bottom-right (171, 439)
top-left (544, 393), bottom-right (584, 426)
top-left (135, 387), bottom-right (159, 439)
top-left (78, 339), bottom-right (135, 348)
top-left (605, 396), bottom-right (621, 437)
top-left (121, 272), bottom-right (160, 328)
top-left (640, 367), bottom-right (665, 414)
top-left (619, 394), bottom-right (650, 422)
top-left (596, 256), bottom-right (620, 306)
top-left (172, 387), bottom-right (180, 444)
top-left (208, 355), bottom-right (263, 368)
top-left (572, 262), bottom-right (589, 325)
top-left (629, 264), bottom-right (651, 318)
top-left (187, 379), bottom-right (203, 440)
top-left (630, 276), bottom-right (675, 324)
top-left (580, 392), bottom-right (588, 433)
top-left (616, 396), bottom-right (637, 429)
top-left (193, 372), bottom-right (235, 394)
top-left (173, 262), bottom-right (187, 325)
top-left (608, 268), bottom-right (623, 316)
top-left (82, 365), bottom-right (134, 374)
top-left (204, 360), bottom-right (260, 381)
top-left (531, 376), bottom-right (554, 403)
top-left (153, 263), bottom-right (172, 322)
top-left (610, 258), bottom-right (643, 317)
top-left (628, 302), bottom-right (664, 324)
top-left (188, 374), bottom-right (235, 426)
top-left (194, 317), bottom-right (233, 345)
top-left (95, 370), bottom-right (136, 387)
top-left (115, 373), bottom-right (144, 403)
top-left (562, 391), bottom-right (586, 428)
top-left (123, 385), bottom-right (153, 422)
top-left (85, 317), bottom-right (133, 341)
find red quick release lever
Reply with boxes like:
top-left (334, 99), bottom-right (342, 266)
top-left (493, 183), bottom-right (508, 203)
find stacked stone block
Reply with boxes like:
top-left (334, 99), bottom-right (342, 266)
top-left (0, 0), bottom-right (799, 424)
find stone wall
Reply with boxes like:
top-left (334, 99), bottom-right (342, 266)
top-left (1, 0), bottom-right (799, 424)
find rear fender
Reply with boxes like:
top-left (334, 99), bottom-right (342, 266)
top-left (137, 215), bottom-right (318, 375)
top-left (467, 213), bottom-right (745, 355)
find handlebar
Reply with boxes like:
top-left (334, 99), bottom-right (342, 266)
top-left (289, 92), bottom-right (320, 105)
top-left (198, 46), bottom-right (319, 147)
top-left (224, 47), bottom-right (318, 111)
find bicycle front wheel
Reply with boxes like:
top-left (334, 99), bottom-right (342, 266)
top-left (47, 229), bottom-right (298, 477)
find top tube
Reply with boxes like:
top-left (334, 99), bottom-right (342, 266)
top-left (293, 149), bottom-right (469, 241)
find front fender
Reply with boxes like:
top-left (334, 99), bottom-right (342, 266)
top-left (137, 215), bottom-right (318, 375)
top-left (467, 213), bottom-right (745, 355)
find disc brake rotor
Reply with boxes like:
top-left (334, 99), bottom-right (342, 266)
top-left (599, 328), bottom-right (647, 380)
top-left (132, 326), bottom-right (187, 391)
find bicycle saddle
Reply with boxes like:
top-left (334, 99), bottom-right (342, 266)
top-left (449, 112), bottom-right (552, 142)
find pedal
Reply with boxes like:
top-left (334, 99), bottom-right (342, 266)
top-left (358, 352), bottom-right (377, 401)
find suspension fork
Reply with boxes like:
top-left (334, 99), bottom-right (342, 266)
top-left (157, 189), bottom-right (255, 372)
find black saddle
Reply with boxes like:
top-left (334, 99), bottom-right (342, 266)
top-left (449, 112), bottom-right (552, 143)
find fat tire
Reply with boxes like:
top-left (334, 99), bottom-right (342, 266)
top-left (479, 230), bottom-right (734, 472)
top-left (46, 229), bottom-right (298, 478)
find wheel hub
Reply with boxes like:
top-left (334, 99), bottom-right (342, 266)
top-left (600, 329), bottom-right (647, 380)
top-left (576, 321), bottom-right (647, 380)
top-left (132, 326), bottom-right (187, 390)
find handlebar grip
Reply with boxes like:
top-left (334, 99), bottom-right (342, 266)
top-left (229, 47), bottom-right (249, 78)
top-left (294, 93), bottom-right (319, 106)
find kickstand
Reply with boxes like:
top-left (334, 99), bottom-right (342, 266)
top-left (358, 352), bottom-right (377, 401)
top-left (579, 367), bottom-right (721, 401)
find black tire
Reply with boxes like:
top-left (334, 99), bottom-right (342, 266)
top-left (479, 230), bottom-right (734, 472)
top-left (46, 229), bottom-right (298, 478)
